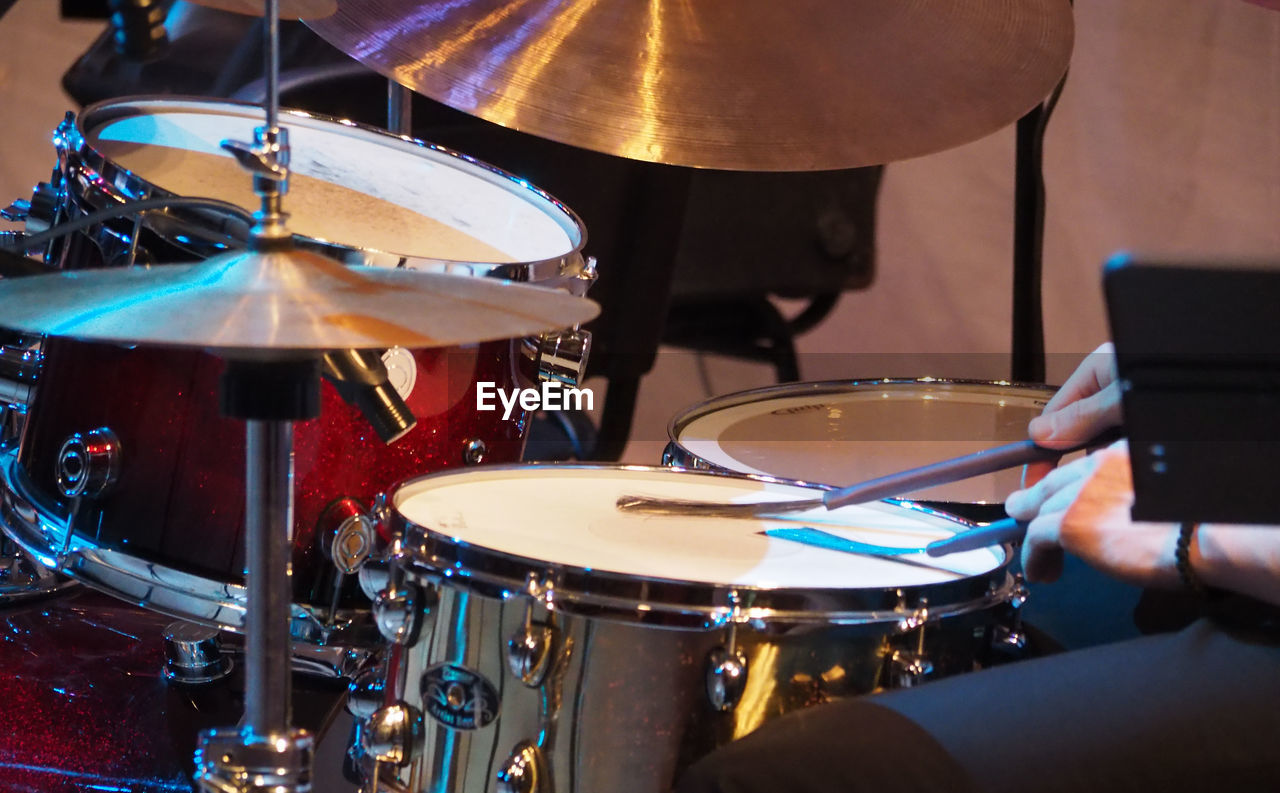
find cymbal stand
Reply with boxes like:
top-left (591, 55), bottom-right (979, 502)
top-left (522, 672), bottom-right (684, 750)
top-left (192, 1), bottom-right (319, 791)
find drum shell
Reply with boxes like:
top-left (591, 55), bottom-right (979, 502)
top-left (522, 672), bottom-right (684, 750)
top-left (387, 581), bottom-right (1007, 793)
top-left (14, 337), bottom-right (527, 606)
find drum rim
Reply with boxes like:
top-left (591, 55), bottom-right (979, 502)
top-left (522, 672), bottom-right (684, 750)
top-left (665, 377), bottom-right (1057, 475)
top-left (389, 463), bottom-right (1015, 630)
top-left (64, 96), bottom-right (589, 285)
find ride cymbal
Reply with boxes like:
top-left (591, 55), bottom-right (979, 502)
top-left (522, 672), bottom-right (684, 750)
top-left (0, 247), bottom-right (598, 353)
top-left (308, 0), bottom-right (1074, 171)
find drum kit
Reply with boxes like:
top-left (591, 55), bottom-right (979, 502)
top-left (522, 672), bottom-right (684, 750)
top-left (0, 1), bottom-right (1073, 792)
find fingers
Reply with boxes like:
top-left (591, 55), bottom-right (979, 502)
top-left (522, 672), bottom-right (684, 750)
top-left (1005, 452), bottom-right (1100, 520)
top-left (1042, 342), bottom-right (1116, 414)
top-left (1021, 512), bottom-right (1065, 582)
top-left (1028, 379), bottom-right (1123, 449)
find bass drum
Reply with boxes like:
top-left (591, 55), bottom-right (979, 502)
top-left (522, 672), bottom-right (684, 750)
top-left (665, 379), bottom-right (1056, 522)
top-left (0, 98), bottom-right (592, 644)
top-left (353, 465), bottom-right (1018, 793)
top-left (0, 589), bottom-right (354, 793)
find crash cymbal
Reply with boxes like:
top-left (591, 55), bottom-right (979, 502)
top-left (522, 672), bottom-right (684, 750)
top-left (187, 0), bottom-right (337, 18)
top-left (0, 247), bottom-right (597, 353)
top-left (308, 0), bottom-right (1073, 171)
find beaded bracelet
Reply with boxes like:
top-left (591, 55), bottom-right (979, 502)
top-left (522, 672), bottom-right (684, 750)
top-left (1175, 522), bottom-right (1206, 595)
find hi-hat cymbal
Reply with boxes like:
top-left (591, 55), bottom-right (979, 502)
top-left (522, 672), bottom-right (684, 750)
top-left (187, 0), bottom-right (338, 18)
top-left (307, 0), bottom-right (1074, 171)
top-left (0, 247), bottom-right (597, 354)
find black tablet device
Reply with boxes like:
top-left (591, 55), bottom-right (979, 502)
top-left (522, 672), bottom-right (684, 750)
top-left (1104, 253), bottom-right (1280, 523)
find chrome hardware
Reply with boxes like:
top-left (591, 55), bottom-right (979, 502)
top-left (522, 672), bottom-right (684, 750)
top-left (887, 601), bottom-right (934, 688)
top-left (1, 200), bottom-right (29, 222)
top-left (0, 536), bottom-right (66, 604)
top-left (358, 558), bottom-right (390, 602)
top-left (360, 703), bottom-right (424, 767)
top-left (463, 438), bottom-right (487, 466)
top-left (991, 574), bottom-right (1030, 655)
top-left (706, 645), bottom-right (749, 712)
top-left (496, 740), bottom-right (550, 793)
top-left (318, 498), bottom-right (375, 575)
top-left (164, 621), bottom-right (233, 684)
top-left (528, 328), bottom-right (593, 387)
top-left (373, 580), bottom-right (430, 645)
top-left (0, 335), bottom-right (42, 411)
top-left (194, 727), bottom-right (313, 793)
top-left (220, 128), bottom-right (290, 185)
top-left (55, 428), bottom-right (121, 498)
top-left (888, 648), bottom-right (934, 688)
top-left (507, 601), bottom-right (557, 688)
top-left (347, 668), bottom-right (386, 720)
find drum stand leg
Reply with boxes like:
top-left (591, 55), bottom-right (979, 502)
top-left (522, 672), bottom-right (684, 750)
top-left (195, 360), bottom-right (321, 793)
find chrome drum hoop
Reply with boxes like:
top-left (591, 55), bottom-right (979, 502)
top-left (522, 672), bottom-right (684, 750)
top-left (667, 378), bottom-right (1056, 474)
top-left (390, 464), bottom-right (1017, 631)
top-left (56, 97), bottom-right (591, 292)
top-left (0, 445), bottom-right (377, 647)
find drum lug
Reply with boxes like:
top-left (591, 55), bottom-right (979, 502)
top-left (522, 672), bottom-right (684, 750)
top-left (194, 727), bottom-right (314, 793)
top-left (991, 573), bottom-right (1030, 656)
top-left (887, 600), bottom-right (934, 688)
top-left (706, 645), bottom-right (749, 712)
top-left (346, 667), bottom-right (387, 720)
top-left (496, 740), bottom-right (551, 793)
top-left (526, 327), bottom-right (593, 388)
top-left (507, 601), bottom-right (558, 688)
top-left (372, 578), bottom-right (433, 646)
top-left (163, 621), bottom-right (233, 684)
top-left (55, 427), bottom-right (121, 498)
top-left (360, 702), bottom-right (424, 767)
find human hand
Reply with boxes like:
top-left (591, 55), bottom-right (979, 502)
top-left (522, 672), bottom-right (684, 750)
top-left (1006, 441), bottom-right (1181, 587)
top-left (1023, 342), bottom-right (1123, 487)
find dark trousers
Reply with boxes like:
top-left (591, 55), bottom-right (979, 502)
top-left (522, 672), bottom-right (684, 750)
top-left (677, 618), bottom-right (1280, 793)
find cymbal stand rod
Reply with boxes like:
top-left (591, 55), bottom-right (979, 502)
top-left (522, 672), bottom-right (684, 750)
top-left (243, 418), bottom-right (294, 735)
top-left (196, 359), bottom-right (320, 793)
top-left (265, 0), bottom-right (280, 131)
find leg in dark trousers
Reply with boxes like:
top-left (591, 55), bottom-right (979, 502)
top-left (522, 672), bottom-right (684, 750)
top-left (677, 619), bottom-right (1280, 793)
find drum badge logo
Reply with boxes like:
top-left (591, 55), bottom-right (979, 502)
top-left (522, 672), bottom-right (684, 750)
top-left (421, 663), bottom-right (501, 730)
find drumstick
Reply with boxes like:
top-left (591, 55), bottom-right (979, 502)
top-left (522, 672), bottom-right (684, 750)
top-left (618, 428), bottom-right (1121, 518)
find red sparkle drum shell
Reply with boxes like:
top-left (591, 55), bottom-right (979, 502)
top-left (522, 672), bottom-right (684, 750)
top-left (15, 338), bottom-right (528, 606)
top-left (0, 98), bottom-right (590, 629)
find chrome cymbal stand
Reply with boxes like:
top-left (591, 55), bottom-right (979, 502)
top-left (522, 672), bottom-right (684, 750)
top-left (193, 2), bottom-right (318, 791)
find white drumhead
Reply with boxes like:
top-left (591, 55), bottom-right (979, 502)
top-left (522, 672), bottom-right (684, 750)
top-left (674, 382), bottom-right (1053, 504)
top-left (85, 102), bottom-right (578, 263)
top-left (393, 467), bottom-right (1003, 591)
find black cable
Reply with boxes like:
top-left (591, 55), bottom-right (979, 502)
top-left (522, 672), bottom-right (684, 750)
top-left (2, 196), bottom-right (254, 255)
top-left (1011, 65), bottom-right (1071, 384)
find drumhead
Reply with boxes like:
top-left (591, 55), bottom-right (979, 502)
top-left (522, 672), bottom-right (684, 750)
top-left (76, 99), bottom-right (581, 265)
top-left (669, 380), bottom-right (1055, 504)
top-left (392, 466), bottom-right (1007, 623)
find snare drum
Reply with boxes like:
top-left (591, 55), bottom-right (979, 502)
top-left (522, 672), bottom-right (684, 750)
top-left (355, 466), bottom-right (1016, 793)
top-left (665, 380), bottom-right (1056, 519)
top-left (0, 99), bottom-right (592, 643)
